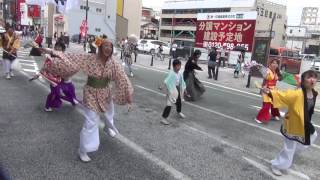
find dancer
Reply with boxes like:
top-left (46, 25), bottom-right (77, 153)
top-left (30, 40), bottom-right (78, 111)
top-left (160, 59), bottom-right (186, 125)
top-left (261, 70), bottom-right (318, 176)
top-left (39, 38), bottom-right (133, 162)
top-left (2, 24), bottom-right (20, 80)
top-left (183, 50), bottom-right (205, 101)
top-left (123, 35), bottom-right (137, 77)
top-left (255, 59), bottom-right (282, 124)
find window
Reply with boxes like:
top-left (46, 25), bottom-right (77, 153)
top-left (290, 29), bottom-right (293, 34)
top-left (96, 8), bottom-right (102, 13)
top-left (265, 10), bottom-right (268, 17)
top-left (269, 11), bottom-right (272, 18)
top-left (270, 48), bottom-right (279, 55)
top-left (95, 28), bottom-right (101, 32)
top-left (260, 8), bottom-right (264, 16)
top-left (257, 7), bottom-right (260, 15)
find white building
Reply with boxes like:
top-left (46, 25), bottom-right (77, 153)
top-left (286, 26), bottom-right (307, 51)
top-left (66, 0), bottom-right (117, 41)
top-left (159, 0), bottom-right (287, 47)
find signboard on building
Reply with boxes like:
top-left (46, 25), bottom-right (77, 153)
top-left (196, 11), bottom-right (257, 52)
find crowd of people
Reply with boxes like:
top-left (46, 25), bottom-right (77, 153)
top-left (0, 23), bottom-right (319, 177)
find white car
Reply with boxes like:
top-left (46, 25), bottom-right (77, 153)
top-left (311, 57), bottom-right (320, 72)
top-left (137, 39), bottom-right (170, 55)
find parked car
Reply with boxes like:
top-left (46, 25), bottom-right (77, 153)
top-left (311, 57), bottom-right (320, 80)
top-left (137, 39), bottom-right (170, 55)
top-left (301, 54), bottom-right (316, 61)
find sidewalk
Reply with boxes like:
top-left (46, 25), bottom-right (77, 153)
top-left (133, 53), bottom-right (320, 108)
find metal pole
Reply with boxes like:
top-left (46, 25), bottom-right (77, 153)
top-left (3, 0), bottom-right (6, 24)
top-left (84, 0), bottom-right (88, 49)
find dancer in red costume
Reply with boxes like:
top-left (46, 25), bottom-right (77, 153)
top-left (255, 59), bottom-right (282, 124)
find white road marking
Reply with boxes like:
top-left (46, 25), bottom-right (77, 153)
top-left (19, 71), bottom-right (191, 180)
top-left (135, 85), bottom-right (320, 150)
top-left (18, 59), bottom-right (35, 63)
top-left (19, 63), bottom-right (36, 67)
top-left (22, 69), bottom-right (38, 73)
top-left (243, 157), bottom-right (310, 180)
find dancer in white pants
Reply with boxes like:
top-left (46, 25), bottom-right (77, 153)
top-left (262, 70), bottom-right (318, 176)
top-left (1, 24), bottom-right (20, 80)
top-left (39, 38), bottom-right (133, 162)
top-left (79, 100), bottom-right (119, 154)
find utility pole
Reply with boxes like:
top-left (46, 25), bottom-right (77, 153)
top-left (266, 15), bottom-right (276, 65)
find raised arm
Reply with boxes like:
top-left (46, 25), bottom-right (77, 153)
top-left (268, 89), bottom-right (298, 109)
top-left (42, 51), bottom-right (90, 78)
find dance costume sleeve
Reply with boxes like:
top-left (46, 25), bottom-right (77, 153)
top-left (111, 59), bottom-right (133, 105)
top-left (270, 89), bottom-right (299, 109)
top-left (47, 52), bottom-right (91, 78)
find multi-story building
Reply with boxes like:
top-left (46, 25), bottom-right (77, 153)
top-left (66, 0), bottom-right (117, 41)
top-left (159, 0), bottom-right (287, 47)
top-left (65, 0), bottom-right (141, 42)
top-left (140, 7), bottom-right (159, 39)
top-left (286, 26), bottom-right (307, 51)
top-left (301, 7), bottom-right (319, 26)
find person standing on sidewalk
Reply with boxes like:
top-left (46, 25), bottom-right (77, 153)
top-left (160, 59), bottom-right (186, 125)
top-left (208, 47), bottom-right (217, 79)
top-left (255, 59), bottom-right (282, 124)
top-left (39, 38), bottom-right (133, 162)
top-left (2, 24), bottom-right (20, 80)
top-left (261, 70), bottom-right (318, 176)
top-left (171, 42), bottom-right (178, 59)
top-left (123, 35), bottom-right (138, 77)
top-left (218, 46), bottom-right (227, 68)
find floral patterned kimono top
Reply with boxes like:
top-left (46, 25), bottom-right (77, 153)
top-left (45, 51), bottom-right (133, 113)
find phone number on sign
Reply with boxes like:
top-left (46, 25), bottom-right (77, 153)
top-left (203, 42), bottom-right (249, 51)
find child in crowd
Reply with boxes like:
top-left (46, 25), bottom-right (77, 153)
top-left (160, 59), bottom-right (187, 125)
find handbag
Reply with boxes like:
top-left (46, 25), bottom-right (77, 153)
top-left (208, 60), bottom-right (216, 67)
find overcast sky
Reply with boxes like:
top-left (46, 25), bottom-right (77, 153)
top-left (142, 0), bottom-right (320, 25)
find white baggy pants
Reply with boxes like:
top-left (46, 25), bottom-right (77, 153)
top-left (2, 59), bottom-right (13, 74)
top-left (271, 131), bottom-right (318, 170)
top-left (79, 100), bottom-right (118, 153)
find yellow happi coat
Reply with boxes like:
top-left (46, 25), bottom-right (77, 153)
top-left (271, 89), bottom-right (317, 145)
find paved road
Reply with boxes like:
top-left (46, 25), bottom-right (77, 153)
top-left (0, 44), bottom-right (320, 180)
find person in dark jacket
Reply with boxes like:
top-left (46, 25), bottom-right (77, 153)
top-left (207, 47), bottom-right (217, 79)
top-left (183, 50), bottom-right (205, 101)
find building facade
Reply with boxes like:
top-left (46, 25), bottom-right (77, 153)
top-left (66, 0), bottom-right (117, 41)
top-left (140, 7), bottom-right (159, 39)
top-left (159, 0), bottom-right (287, 47)
top-left (286, 26), bottom-right (307, 51)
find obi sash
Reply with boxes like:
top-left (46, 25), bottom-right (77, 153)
top-left (86, 76), bottom-right (110, 89)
